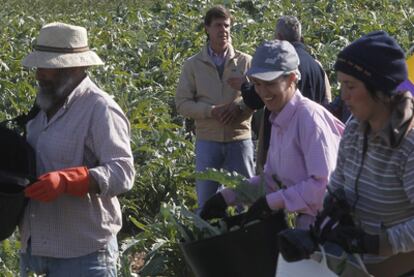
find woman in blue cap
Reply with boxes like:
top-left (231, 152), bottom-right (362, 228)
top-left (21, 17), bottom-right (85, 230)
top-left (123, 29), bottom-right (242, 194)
top-left (201, 40), bottom-right (344, 229)
top-left (317, 31), bottom-right (414, 276)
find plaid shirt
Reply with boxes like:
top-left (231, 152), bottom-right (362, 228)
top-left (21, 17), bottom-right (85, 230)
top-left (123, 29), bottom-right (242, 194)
top-left (20, 77), bottom-right (135, 258)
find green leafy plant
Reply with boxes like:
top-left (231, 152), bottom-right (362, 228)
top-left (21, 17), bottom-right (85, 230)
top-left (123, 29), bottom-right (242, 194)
top-left (120, 202), bottom-right (196, 277)
top-left (0, 234), bottom-right (21, 277)
top-left (1, 0), bottom-right (414, 276)
top-left (195, 168), bottom-right (266, 204)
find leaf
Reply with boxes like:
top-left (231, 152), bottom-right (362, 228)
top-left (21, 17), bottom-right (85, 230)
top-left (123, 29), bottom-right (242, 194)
top-left (233, 179), bottom-right (265, 204)
top-left (160, 205), bottom-right (193, 243)
top-left (195, 168), bottom-right (247, 188)
top-left (196, 169), bottom-right (267, 204)
top-left (119, 237), bottom-right (140, 255)
top-left (129, 216), bottom-right (148, 232)
top-left (180, 206), bottom-right (221, 238)
top-left (139, 253), bottom-right (167, 276)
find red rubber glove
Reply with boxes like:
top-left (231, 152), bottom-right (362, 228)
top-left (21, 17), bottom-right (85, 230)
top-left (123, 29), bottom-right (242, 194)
top-left (24, 166), bottom-right (90, 202)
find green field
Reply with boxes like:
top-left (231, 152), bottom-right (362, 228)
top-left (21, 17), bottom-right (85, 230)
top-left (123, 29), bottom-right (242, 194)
top-left (1, 0), bottom-right (413, 276)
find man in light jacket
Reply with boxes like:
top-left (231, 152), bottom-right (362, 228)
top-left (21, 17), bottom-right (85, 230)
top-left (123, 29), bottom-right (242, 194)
top-left (175, 5), bottom-right (254, 210)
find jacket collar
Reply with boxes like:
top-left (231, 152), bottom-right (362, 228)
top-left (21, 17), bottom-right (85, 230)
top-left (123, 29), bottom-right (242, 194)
top-left (290, 41), bottom-right (306, 50)
top-left (359, 91), bottom-right (414, 147)
top-left (200, 43), bottom-right (236, 64)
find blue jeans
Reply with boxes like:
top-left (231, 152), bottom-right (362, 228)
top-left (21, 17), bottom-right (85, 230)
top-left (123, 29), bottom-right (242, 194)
top-left (195, 139), bottom-right (255, 208)
top-left (20, 236), bottom-right (118, 277)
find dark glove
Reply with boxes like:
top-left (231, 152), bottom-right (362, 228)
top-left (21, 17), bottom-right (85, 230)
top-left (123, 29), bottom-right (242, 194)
top-left (278, 229), bottom-right (318, 262)
top-left (313, 188), bottom-right (354, 242)
top-left (326, 225), bottom-right (379, 254)
top-left (200, 193), bottom-right (227, 220)
top-left (243, 196), bottom-right (272, 224)
top-left (321, 188), bottom-right (353, 224)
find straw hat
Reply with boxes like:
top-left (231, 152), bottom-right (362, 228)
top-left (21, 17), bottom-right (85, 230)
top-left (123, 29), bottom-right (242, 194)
top-left (22, 22), bottom-right (104, 68)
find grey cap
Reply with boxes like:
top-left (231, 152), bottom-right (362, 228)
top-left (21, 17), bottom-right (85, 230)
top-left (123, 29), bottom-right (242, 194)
top-left (247, 40), bottom-right (299, 81)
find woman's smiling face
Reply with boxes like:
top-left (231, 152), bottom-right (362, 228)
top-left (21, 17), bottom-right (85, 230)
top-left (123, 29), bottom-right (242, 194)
top-left (251, 73), bottom-right (296, 113)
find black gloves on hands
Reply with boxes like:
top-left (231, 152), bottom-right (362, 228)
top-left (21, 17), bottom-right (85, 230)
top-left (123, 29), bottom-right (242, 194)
top-left (200, 194), bottom-right (272, 223)
top-left (278, 225), bottom-right (379, 262)
top-left (243, 196), bottom-right (272, 224)
top-left (313, 188), bottom-right (379, 254)
top-left (325, 225), bottom-right (380, 254)
top-left (278, 229), bottom-right (318, 262)
top-left (200, 193), bottom-right (227, 220)
top-left (313, 188), bottom-right (354, 243)
top-left (277, 187), bottom-right (379, 261)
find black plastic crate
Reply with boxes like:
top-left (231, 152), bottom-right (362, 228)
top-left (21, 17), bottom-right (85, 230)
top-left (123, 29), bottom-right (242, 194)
top-left (180, 211), bottom-right (288, 277)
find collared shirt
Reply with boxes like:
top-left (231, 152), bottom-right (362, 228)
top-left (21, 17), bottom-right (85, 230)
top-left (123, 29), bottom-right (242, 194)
top-left (207, 44), bottom-right (228, 66)
top-left (329, 92), bottom-right (414, 259)
top-left (222, 91), bottom-right (344, 228)
top-left (20, 76), bottom-right (135, 258)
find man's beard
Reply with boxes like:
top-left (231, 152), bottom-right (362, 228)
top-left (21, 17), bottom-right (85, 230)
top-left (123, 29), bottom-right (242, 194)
top-left (36, 76), bottom-right (75, 112)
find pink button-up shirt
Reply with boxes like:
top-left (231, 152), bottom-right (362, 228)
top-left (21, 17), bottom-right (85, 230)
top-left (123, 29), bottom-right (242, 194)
top-left (222, 91), bottom-right (344, 228)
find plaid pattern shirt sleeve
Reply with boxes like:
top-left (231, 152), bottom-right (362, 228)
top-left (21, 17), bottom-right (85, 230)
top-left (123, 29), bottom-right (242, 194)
top-left (21, 77), bottom-right (135, 258)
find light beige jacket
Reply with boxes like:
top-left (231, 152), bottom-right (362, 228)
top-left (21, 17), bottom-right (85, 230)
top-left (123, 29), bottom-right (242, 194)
top-left (175, 44), bottom-right (252, 142)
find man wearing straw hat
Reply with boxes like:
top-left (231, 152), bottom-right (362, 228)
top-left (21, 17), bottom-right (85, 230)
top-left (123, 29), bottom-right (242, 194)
top-left (19, 22), bottom-right (135, 276)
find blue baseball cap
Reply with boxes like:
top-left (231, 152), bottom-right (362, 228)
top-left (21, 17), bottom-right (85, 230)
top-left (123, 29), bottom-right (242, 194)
top-left (247, 40), bottom-right (300, 81)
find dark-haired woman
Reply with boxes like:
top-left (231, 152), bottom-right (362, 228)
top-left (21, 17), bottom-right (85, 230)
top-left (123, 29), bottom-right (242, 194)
top-left (325, 31), bottom-right (414, 276)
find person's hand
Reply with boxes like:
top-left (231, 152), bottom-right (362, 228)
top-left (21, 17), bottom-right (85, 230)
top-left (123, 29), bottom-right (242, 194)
top-left (243, 196), bottom-right (272, 224)
top-left (325, 225), bottom-right (379, 254)
top-left (227, 76), bottom-right (246, 91)
top-left (24, 166), bottom-right (90, 202)
top-left (313, 188), bottom-right (354, 242)
top-left (219, 102), bottom-right (243, 125)
top-left (211, 103), bottom-right (242, 125)
top-left (211, 103), bottom-right (230, 123)
top-left (278, 229), bottom-right (318, 262)
top-left (200, 193), bottom-right (227, 220)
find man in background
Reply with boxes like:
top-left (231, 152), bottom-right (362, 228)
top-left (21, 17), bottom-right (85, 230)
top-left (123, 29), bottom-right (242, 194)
top-left (175, 5), bottom-right (255, 211)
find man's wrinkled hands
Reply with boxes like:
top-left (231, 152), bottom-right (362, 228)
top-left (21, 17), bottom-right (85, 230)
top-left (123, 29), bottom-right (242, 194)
top-left (211, 102), bottom-right (242, 125)
top-left (227, 76), bottom-right (245, 91)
